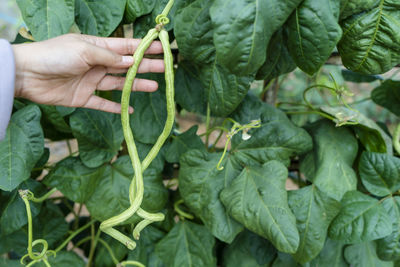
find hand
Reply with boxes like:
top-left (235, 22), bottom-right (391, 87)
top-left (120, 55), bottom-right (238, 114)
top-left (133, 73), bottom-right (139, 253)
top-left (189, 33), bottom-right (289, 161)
top-left (12, 34), bottom-right (165, 113)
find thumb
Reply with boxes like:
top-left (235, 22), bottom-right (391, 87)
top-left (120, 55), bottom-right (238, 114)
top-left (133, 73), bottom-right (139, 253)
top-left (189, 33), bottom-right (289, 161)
top-left (82, 43), bottom-right (134, 68)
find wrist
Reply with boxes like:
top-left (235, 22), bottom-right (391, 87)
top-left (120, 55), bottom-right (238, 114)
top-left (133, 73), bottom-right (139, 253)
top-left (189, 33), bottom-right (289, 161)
top-left (12, 44), bottom-right (28, 98)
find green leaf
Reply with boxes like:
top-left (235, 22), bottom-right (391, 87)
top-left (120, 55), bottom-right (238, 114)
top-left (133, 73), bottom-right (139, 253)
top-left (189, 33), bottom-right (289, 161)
top-left (179, 150), bottom-right (244, 243)
top-left (127, 226), bottom-right (165, 267)
top-left (221, 161), bottom-right (299, 253)
top-left (344, 241), bottom-right (394, 267)
top-left (85, 156), bottom-right (167, 221)
top-left (16, 0), bottom-right (74, 41)
top-left (38, 104), bottom-right (73, 133)
top-left (340, 0), bottom-right (381, 20)
top-left (70, 108), bottom-right (124, 168)
top-left (0, 259), bottom-right (21, 267)
top-left (256, 29), bottom-right (296, 81)
top-left (286, 0), bottom-right (342, 75)
top-left (0, 179), bottom-right (46, 236)
top-left (155, 221), bottom-right (216, 267)
top-left (0, 105), bottom-right (44, 191)
top-left (165, 126), bottom-right (205, 163)
top-left (125, 0), bottom-right (156, 23)
top-left (231, 94), bottom-right (313, 167)
top-left (371, 80), bottom-right (400, 116)
top-left (359, 152), bottom-right (400, 197)
top-left (288, 185), bottom-right (341, 263)
top-left (75, 0), bottom-right (126, 36)
top-left (329, 190), bottom-right (392, 243)
top-left (304, 120), bottom-right (358, 201)
top-left (222, 230), bottom-right (276, 267)
top-left (341, 69), bottom-right (382, 83)
top-left (174, 61), bottom-right (207, 114)
top-left (37, 251), bottom-right (85, 267)
top-left (308, 239), bottom-right (347, 267)
top-left (43, 157), bottom-right (104, 203)
top-left (338, 0), bottom-right (400, 74)
top-left (210, 0), bottom-right (302, 75)
top-left (174, 0), bottom-right (215, 65)
top-left (271, 252), bottom-right (299, 267)
top-left (95, 235), bottom-right (128, 267)
top-left (377, 196), bottom-right (400, 261)
top-left (320, 106), bottom-right (392, 154)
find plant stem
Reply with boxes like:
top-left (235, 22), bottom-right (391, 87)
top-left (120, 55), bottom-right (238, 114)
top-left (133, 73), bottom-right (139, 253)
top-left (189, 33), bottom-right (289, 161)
top-left (54, 220), bottom-right (95, 253)
top-left (174, 199), bottom-right (194, 220)
top-left (28, 188), bottom-right (57, 203)
top-left (394, 123), bottom-right (400, 155)
top-left (86, 226), bottom-right (101, 267)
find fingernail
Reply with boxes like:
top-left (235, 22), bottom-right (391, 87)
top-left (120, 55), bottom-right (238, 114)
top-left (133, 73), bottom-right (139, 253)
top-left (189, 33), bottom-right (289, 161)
top-left (123, 56), bottom-right (134, 64)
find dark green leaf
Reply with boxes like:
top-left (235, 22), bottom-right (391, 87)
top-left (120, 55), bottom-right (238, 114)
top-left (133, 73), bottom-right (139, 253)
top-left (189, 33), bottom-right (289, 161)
top-left (377, 196), bottom-right (400, 261)
top-left (340, 0), bottom-right (380, 20)
top-left (179, 150), bottom-right (243, 243)
top-left (231, 94), bottom-right (313, 167)
top-left (359, 152), bottom-right (400, 197)
top-left (165, 126), bottom-right (205, 163)
top-left (344, 241), bottom-right (393, 267)
top-left (16, 0), bottom-right (74, 41)
top-left (256, 29), bottom-right (296, 81)
top-left (0, 105), bottom-right (44, 191)
top-left (371, 80), bottom-right (400, 116)
top-left (38, 104), bottom-right (72, 133)
top-left (271, 252), bottom-right (299, 267)
top-left (174, 0), bottom-right (215, 65)
top-left (286, 0), bottom-right (342, 75)
top-left (338, 0), bottom-right (400, 74)
top-left (222, 230), bottom-right (276, 267)
top-left (75, 0), bottom-right (126, 36)
top-left (304, 120), bottom-right (358, 200)
top-left (341, 69), bottom-right (382, 83)
top-left (210, 0), bottom-right (302, 75)
top-left (308, 239), bottom-right (347, 267)
top-left (329, 190), bottom-right (392, 243)
top-left (221, 161), bottom-right (299, 253)
top-left (70, 108), bottom-right (124, 168)
top-left (125, 0), bottom-right (156, 23)
top-left (43, 157), bottom-right (104, 203)
top-left (0, 179), bottom-right (46, 236)
top-left (0, 259), bottom-right (21, 267)
top-left (320, 106), bottom-right (392, 154)
top-left (155, 221), bottom-right (216, 267)
top-left (37, 251), bottom-right (85, 267)
top-left (288, 185), bottom-right (341, 263)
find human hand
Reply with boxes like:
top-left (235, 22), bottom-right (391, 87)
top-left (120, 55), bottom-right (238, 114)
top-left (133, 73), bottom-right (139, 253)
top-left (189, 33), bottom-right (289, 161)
top-left (12, 34), bottom-right (165, 113)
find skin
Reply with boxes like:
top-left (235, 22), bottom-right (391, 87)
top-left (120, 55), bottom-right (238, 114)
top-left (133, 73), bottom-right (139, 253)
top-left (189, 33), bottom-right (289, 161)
top-left (12, 33), bottom-right (165, 114)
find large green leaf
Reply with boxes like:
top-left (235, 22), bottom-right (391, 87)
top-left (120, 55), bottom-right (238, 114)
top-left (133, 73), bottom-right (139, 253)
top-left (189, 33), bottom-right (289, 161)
top-left (179, 150), bottom-right (244, 243)
top-left (222, 230), bottom-right (276, 267)
top-left (16, 0), bottom-right (74, 41)
top-left (70, 108), bottom-right (124, 168)
top-left (256, 29), bottom-right (296, 81)
top-left (0, 105), bottom-right (44, 191)
top-left (321, 106), bottom-right (392, 154)
top-left (155, 221), bottom-right (216, 267)
top-left (286, 0), bottom-right (342, 75)
top-left (221, 161), bottom-right (299, 253)
top-left (338, 0), bottom-right (400, 74)
top-left (125, 0), bottom-right (156, 23)
top-left (38, 104), bottom-right (73, 134)
top-left (85, 156), bottom-right (167, 221)
top-left (344, 241), bottom-right (394, 267)
top-left (371, 80), bottom-right (400, 116)
top-left (210, 0), bottom-right (302, 75)
top-left (75, 0), bottom-right (126, 36)
top-left (174, 0), bottom-right (215, 65)
top-left (304, 120), bottom-right (358, 200)
top-left (339, 0), bottom-right (380, 20)
top-left (329, 191), bottom-right (392, 243)
top-left (231, 94), bottom-right (313, 167)
top-left (0, 179), bottom-right (46, 236)
top-left (359, 152), bottom-right (400, 197)
top-left (377, 196), bottom-right (400, 261)
top-left (288, 185), bottom-right (341, 263)
top-left (307, 239), bottom-right (347, 267)
top-left (165, 126), bottom-right (205, 163)
top-left (43, 157), bottom-right (104, 203)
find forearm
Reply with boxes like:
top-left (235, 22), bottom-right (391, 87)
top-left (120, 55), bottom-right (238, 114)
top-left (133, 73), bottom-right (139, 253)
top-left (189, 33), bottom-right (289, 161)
top-left (0, 39), bottom-right (15, 140)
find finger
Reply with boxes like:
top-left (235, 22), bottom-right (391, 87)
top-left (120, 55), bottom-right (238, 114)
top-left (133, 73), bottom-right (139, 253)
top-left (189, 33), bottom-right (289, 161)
top-left (81, 35), bottom-right (163, 55)
top-left (83, 95), bottom-right (134, 114)
top-left (97, 76), bottom-right (158, 92)
top-left (81, 44), bottom-right (134, 68)
top-left (106, 58), bottom-right (165, 73)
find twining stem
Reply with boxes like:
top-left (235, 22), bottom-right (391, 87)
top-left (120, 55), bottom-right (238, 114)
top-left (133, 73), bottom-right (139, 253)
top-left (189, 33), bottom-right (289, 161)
top-left (28, 188), bottom-right (57, 203)
top-left (394, 123), bottom-right (400, 155)
top-left (174, 199), bottom-right (194, 220)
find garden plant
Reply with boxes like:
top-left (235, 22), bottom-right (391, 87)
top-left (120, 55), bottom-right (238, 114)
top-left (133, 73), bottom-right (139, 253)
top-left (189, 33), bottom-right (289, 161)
top-left (1, 0), bottom-right (400, 266)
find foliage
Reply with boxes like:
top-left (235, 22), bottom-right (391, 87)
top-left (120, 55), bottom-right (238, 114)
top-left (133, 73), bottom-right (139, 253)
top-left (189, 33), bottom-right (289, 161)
top-left (2, 0), bottom-right (400, 266)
